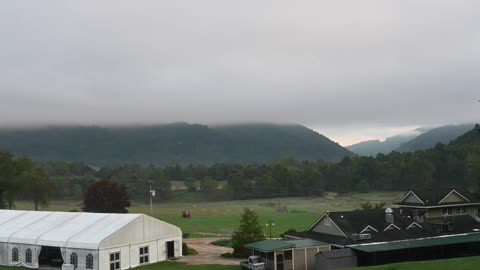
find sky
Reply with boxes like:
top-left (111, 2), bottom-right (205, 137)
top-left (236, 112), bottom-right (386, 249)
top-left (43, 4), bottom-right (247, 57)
top-left (1, 1), bottom-right (479, 146)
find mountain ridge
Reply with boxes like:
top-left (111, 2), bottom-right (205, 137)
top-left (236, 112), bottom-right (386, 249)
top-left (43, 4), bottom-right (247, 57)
top-left (0, 123), bottom-right (353, 165)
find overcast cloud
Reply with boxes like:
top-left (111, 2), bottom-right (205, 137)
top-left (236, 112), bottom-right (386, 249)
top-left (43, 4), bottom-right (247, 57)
top-left (1, 1), bottom-right (479, 145)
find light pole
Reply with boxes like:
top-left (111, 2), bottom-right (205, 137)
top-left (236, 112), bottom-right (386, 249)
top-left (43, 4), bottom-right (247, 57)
top-left (266, 220), bottom-right (275, 239)
top-left (148, 181), bottom-right (155, 217)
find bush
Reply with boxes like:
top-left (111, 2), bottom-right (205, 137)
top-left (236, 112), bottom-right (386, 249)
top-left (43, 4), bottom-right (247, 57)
top-left (211, 239), bottom-right (230, 247)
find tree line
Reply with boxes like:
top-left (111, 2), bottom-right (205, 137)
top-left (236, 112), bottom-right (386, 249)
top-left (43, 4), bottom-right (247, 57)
top-left (1, 129), bottom-right (480, 208)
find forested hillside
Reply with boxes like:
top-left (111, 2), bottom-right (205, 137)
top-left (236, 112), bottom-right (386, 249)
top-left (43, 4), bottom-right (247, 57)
top-left (347, 133), bottom-right (418, 156)
top-left (396, 124), bottom-right (475, 152)
top-left (451, 124), bottom-right (480, 145)
top-left (0, 123), bottom-right (352, 165)
top-left (1, 125), bottom-right (479, 206)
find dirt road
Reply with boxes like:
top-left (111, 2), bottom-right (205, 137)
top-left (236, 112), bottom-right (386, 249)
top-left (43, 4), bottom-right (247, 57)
top-left (180, 238), bottom-right (243, 265)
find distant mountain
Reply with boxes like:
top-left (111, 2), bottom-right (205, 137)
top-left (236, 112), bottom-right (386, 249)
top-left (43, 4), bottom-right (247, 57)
top-left (0, 123), bottom-right (353, 165)
top-left (450, 124), bottom-right (480, 146)
top-left (396, 124), bottom-right (476, 152)
top-left (347, 133), bottom-right (419, 156)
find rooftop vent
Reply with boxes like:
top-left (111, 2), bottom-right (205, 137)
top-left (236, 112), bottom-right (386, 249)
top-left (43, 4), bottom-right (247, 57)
top-left (350, 233), bottom-right (372, 241)
top-left (385, 208), bottom-right (394, 224)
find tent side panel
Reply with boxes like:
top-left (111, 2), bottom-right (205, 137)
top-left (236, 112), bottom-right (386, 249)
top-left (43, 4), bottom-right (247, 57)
top-left (99, 246), bottom-right (130, 270)
top-left (64, 249), bottom-right (99, 270)
top-left (0, 243), bottom-right (6, 266)
top-left (129, 240), bottom-right (157, 268)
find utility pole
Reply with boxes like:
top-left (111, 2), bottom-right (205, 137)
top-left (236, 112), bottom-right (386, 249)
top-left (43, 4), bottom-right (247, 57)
top-left (266, 220), bottom-right (275, 239)
top-left (148, 181), bottom-right (155, 217)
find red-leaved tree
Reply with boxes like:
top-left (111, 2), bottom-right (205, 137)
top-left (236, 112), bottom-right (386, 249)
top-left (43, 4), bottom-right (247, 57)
top-left (83, 180), bottom-right (131, 213)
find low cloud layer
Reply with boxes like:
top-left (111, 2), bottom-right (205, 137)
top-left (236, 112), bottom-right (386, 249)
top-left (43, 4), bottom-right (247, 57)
top-left (1, 1), bottom-right (479, 144)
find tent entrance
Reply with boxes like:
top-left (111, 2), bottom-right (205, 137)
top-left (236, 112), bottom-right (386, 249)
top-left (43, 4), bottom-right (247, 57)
top-left (166, 241), bottom-right (175, 259)
top-left (39, 246), bottom-right (63, 269)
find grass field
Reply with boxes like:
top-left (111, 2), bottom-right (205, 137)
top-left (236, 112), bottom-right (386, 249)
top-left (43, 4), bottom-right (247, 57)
top-left (13, 191), bottom-right (404, 237)
top-left (0, 262), bottom-right (237, 270)
top-left (351, 256), bottom-right (480, 270)
top-left (1, 256), bottom-right (480, 270)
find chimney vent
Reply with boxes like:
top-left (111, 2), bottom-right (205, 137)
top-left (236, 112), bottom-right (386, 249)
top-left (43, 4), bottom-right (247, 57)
top-left (385, 208), bottom-right (394, 224)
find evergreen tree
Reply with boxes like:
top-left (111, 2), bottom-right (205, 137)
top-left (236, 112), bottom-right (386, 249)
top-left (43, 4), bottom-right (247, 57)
top-left (231, 208), bottom-right (265, 258)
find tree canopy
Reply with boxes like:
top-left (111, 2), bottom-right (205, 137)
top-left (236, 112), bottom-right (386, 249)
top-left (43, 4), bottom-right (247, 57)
top-left (231, 208), bottom-right (265, 257)
top-left (83, 180), bottom-right (131, 213)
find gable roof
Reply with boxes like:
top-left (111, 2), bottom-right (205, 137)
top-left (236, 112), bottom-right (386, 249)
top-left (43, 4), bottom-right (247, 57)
top-left (296, 214), bottom-right (480, 246)
top-left (320, 209), bottom-right (412, 236)
top-left (0, 210), bottom-right (171, 250)
top-left (396, 188), bottom-right (480, 207)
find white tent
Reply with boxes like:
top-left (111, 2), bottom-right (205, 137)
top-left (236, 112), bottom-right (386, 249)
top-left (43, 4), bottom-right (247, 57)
top-left (0, 210), bottom-right (182, 270)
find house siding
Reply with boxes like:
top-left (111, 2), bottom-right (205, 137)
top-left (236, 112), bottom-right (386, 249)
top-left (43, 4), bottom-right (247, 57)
top-left (311, 216), bottom-right (344, 237)
top-left (441, 192), bottom-right (466, 204)
top-left (403, 193), bottom-right (423, 204)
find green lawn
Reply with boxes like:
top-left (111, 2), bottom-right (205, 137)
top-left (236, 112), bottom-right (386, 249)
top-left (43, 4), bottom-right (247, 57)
top-left (0, 262), bottom-right (237, 270)
top-left (136, 262), bottom-right (237, 270)
top-left (351, 256), bottom-right (480, 270)
top-left (14, 191), bottom-right (403, 237)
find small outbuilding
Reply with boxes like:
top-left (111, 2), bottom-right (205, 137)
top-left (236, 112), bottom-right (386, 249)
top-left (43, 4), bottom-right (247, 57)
top-left (0, 210), bottom-right (182, 270)
top-left (245, 239), bottom-right (330, 270)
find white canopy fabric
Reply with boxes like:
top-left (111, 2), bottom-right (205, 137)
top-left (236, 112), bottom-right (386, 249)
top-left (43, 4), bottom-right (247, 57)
top-left (0, 210), bottom-right (142, 250)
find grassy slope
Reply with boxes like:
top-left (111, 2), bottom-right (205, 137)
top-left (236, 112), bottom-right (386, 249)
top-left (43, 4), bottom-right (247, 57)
top-left (351, 256), bottom-right (480, 270)
top-left (14, 192), bottom-right (403, 236)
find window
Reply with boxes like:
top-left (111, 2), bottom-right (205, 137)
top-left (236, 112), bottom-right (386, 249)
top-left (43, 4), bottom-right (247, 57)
top-left (25, 249), bottom-right (32, 263)
top-left (70, 253), bottom-right (78, 269)
top-left (284, 250), bottom-right (292, 260)
top-left (110, 252), bottom-right (120, 270)
top-left (86, 254), bottom-right (94, 270)
top-left (12, 248), bottom-right (19, 262)
top-left (139, 246), bottom-right (149, 264)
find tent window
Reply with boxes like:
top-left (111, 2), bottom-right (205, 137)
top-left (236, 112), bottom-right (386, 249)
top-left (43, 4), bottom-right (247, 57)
top-left (110, 252), bottom-right (120, 270)
top-left (26, 249), bottom-right (32, 263)
top-left (86, 254), bottom-right (94, 269)
top-left (71, 253), bottom-right (78, 269)
top-left (12, 248), bottom-right (19, 262)
top-left (139, 246), bottom-right (149, 264)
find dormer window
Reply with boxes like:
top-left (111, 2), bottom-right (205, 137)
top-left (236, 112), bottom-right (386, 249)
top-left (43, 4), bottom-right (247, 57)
top-left (360, 225), bottom-right (378, 234)
top-left (407, 222), bottom-right (423, 229)
top-left (384, 224), bottom-right (401, 231)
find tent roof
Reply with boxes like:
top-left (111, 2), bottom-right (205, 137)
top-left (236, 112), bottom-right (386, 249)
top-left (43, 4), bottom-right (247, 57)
top-left (0, 210), bottom-right (142, 249)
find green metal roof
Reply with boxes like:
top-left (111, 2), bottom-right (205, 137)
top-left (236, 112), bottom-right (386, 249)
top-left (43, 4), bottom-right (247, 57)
top-left (285, 239), bottom-right (330, 248)
top-left (245, 239), bottom-right (330, 252)
top-left (245, 240), bottom-right (295, 252)
top-left (350, 233), bottom-right (480, 252)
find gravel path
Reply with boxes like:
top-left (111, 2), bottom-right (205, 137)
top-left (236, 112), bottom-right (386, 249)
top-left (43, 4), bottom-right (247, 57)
top-left (179, 238), bottom-right (243, 265)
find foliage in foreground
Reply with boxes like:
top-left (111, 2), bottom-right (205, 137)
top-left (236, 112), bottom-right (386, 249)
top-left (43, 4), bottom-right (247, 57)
top-left (351, 256), bottom-right (480, 270)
